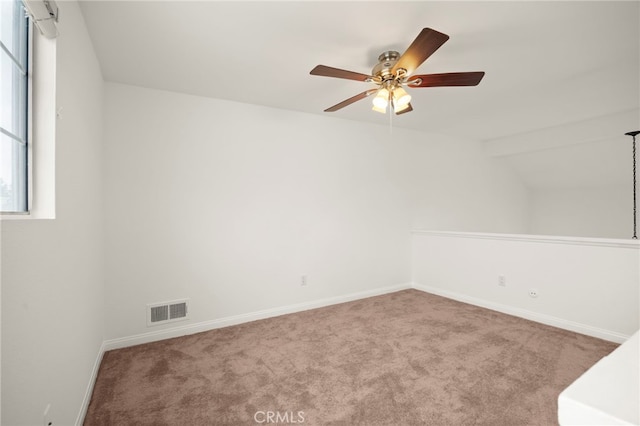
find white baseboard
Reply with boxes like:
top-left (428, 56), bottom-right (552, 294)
top-left (411, 282), bottom-right (630, 343)
top-left (103, 282), bottom-right (412, 351)
top-left (75, 340), bottom-right (106, 426)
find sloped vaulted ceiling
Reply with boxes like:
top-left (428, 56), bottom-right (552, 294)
top-left (79, 1), bottom-right (639, 189)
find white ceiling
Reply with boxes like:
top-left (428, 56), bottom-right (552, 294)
top-left (78, 0), bottom-right (640, 189)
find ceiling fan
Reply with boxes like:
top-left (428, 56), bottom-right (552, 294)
top-left (310, 28), bottom-right (485, 115)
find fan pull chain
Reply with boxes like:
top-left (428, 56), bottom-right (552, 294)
top-left (389, 101), bottom-right (393, 134)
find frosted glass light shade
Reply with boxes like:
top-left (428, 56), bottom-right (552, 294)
top-left (393, 86), bottom-right (411, 107)
top-left (372, 88), bottom-right (389, 108)
top-left (394, 102), bottom-right (410, 113)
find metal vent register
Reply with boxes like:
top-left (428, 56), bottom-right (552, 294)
top-left (147, 299), bottom-right (189, 326)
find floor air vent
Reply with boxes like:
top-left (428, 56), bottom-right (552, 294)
top-left (147, 299), bottom-right (189, 326)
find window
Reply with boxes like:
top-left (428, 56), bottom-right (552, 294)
top-left (1, 0), bottom-right (30, 213)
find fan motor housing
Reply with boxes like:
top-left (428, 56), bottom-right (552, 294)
top-left (372, 51), bottom-right (400, 79)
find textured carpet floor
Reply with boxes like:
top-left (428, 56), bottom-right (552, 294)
top-left (85, 289), bottom-right (617, 425)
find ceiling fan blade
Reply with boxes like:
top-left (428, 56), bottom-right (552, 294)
top-left (407, 72), bottom-right (485, 87)
top-left (395, 103), bottom-right (413, 115)
top-left (310, 65), bottom-right (372, 82)
top-left (392, 28), bottom-right (450, 77)
top-left (324, 89), bottom-right (378, 112)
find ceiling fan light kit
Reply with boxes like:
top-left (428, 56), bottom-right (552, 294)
top-left (310, 28), bottom-right (485, 116)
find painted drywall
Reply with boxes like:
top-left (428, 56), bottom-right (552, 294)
top-left (530, 186), bottom-right (634, 239)
top-left (102, 83), bottom-right (530, 341)
top-left (0, 2), bottom-right (105, 425)
top-left (412, 231), bottom-right (640, 342)
top-left (408, 135), bottom-right (530, 234)
top-left (103, 83), bottom-right (410, 340)
top-left (484, 109), bottom-right (640, 239)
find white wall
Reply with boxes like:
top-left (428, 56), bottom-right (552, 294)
top-left (412, 231), bottom-right (640, 342)
top-left (530, 186), bottom-right (634, 239)
top-left (104, 83), bottom-right (410, 340)
top-left (0, 2), bottom-right (104, 425)
top-left (484, 109), bottom-right (640, 239)
top-left (102, 82), bottom-right (529, 342)
top-left (408, 134), bottom-right (530, 233)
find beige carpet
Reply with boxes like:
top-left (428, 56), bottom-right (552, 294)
top-left (84, 289), bottom-right (617, 425)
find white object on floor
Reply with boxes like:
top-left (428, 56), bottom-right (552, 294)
top-left (558, 330), bottom-right (640, 425)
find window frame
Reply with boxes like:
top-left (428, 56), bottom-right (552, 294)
top-left (1, 0), bottom-right (32, 215)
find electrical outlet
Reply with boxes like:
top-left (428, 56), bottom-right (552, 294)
top-left (529, 288), bottom-right (539, 298)
top-left (301, 275), bottom-right (307, 286)
top-left (43, 403), bottom-right (52, 426)
top-left (498, 275), bottom-right (506, 287)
